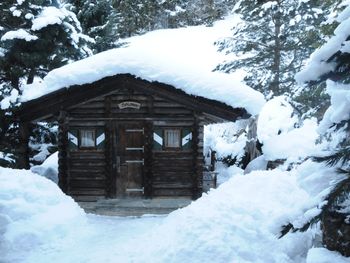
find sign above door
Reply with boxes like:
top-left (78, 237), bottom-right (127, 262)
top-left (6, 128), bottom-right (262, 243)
top-left (118, 101), bottom-right (141, 109)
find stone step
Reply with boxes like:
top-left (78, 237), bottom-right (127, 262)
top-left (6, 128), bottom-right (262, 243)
top-left (78, 198), bottom-right (192, 217)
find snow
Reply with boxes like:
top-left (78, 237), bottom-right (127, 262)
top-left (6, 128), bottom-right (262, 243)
top-left (257, 96), bottom-right (297, 143)
top-left (31, 7), bottom-right (65, 31)
top-left (1, 29), bottom-right (38, 42)
top-left (1, 154), bottom-right (350, 262)
top-left (244, 155), bottom-right (268, 174)
top-left (296, 4), bottom-right (350, 83)
top-left (204, 120), bottom-right (248, 160)
top-left (31, 152), bottom-right (58, 183)
top-left (307, 248), bottom-right (350, 263)
top-left (262, 118), bottom-right (320, 162)
top-left (257, 96), bottom-right (321, 162)
top-left (0, 168), bottom-right (86, 262)
top-left (318, 80), bottom-right (350, 133)
top-left (21, 16), bottom-right (265, 116)
top-left (0, 89), bottom-right (19, 110)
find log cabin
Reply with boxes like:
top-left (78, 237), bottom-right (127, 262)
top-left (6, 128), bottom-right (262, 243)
top-left (15, 73), bottom-right (251, 201)
top-left (13, 24), bottom-right (265, 202)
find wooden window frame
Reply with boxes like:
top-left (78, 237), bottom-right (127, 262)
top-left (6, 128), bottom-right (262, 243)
top-left (163, 128), bottom-right (181, 150)
top-left (79, 129), bottom-right (96, 149)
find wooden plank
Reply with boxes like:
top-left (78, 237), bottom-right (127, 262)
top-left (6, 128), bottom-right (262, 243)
top-left (68, 189), bottom-right (106, 195)
top-left (69, 168), bottom-right (106, 173)
top-left (153, 189), bottom-right (193, 196)
top-left (70, 175), bottom-right (106, 180)
top-left (70, 179), bottom-right (106, 188)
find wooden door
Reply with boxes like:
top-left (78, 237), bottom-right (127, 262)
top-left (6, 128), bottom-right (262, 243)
top-left (115, 122), bottom-right (145, 198)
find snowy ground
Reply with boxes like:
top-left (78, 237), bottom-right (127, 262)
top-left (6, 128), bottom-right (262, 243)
top-left (1, 161), bottom-right (349, 263)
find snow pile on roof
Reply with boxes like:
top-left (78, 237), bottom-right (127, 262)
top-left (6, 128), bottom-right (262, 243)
top-left (21, 16), bottom-right (265, 115)
top-left (0, 167), bottom-right (86, 262)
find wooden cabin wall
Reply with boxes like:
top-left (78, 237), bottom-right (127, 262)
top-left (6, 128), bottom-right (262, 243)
top-left (60, 89), bottom-right (206, 201)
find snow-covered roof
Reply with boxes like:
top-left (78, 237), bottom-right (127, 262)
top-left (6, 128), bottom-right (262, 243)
top-left (22, 16), bottom-right (265, 116)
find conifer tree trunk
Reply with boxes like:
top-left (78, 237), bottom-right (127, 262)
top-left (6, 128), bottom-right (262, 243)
top-left (272, 9), bottom-right (281, 95)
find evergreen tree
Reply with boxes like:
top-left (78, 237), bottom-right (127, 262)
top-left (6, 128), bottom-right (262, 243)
top-left (281, 1), bottom-right (350, 256)
top-left (215, 0), bottom-right (330, 98)
top-left (0, 0), bottom-right (92, 167)
top-left (64, 0), bottom-right (119, 53)
top-left (113, 0), bottom-right (159, 37)
top-left (159, 0), bottom-right (236, 28)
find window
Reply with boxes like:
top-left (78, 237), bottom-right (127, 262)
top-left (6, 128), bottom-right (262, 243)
top-left (80, 129), bottom-right (95, 148)
top-left (164, 129), bottom-right (181, 148)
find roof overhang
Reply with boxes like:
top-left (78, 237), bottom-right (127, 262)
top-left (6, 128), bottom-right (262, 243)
top-left (15, 74), bottom-right (250, 122)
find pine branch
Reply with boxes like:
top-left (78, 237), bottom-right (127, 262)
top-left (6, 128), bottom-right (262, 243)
top-left (279, 173), bottom-right (350, 238)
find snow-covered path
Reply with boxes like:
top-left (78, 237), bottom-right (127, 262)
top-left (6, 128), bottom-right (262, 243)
top-left (24, 215), bottom-right (165, 263)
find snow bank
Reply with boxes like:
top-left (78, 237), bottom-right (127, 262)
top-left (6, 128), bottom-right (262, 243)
top-left (31, 152), bottom-right (58, 183)
top-left (137, 170), bottom-right (315, 263)
top-left (21, 16), bottom-right (265, 115)
top-left (1, 162), bottom-right (348, 262)
top-left (0, 168), bottom-right (86, 262)
top-left (307, 248), bottom-right (350, 263)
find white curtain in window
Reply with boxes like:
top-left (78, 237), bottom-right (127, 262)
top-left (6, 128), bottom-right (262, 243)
top-left (165, 129), bottom-right (180, 148)
top-left (81, 130), bottom-right (95, 147)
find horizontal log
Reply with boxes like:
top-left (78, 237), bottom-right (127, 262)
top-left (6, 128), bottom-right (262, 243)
top-left (153, 108), bottom-right (192, 114)
top-left (69, 168), bottom-right (106, 174)
top-left (111, 95), bottom-right (150, 101)
top-left (71, 195), bottom-right (103, 202)
top-left (153, 182), bottom-right (193, 188)
top-left (69, 174), bottom-right (106, 180)
top-left (71, 102), bottom-right (105, 109)
top-left (153, 178), bottom-right (193, 184)
top-left (70, 151), bottom-right (105, 156)
top-left (152, 159), bottom-right (192, 164)
top-left (68, 120), bottom-right (106, 126)
top-left (70, 162), bottom-right (106, 167)
top-left (69, 108), bottom-right (105, 114)
top-left (153, 102), bottom-right (184, 107)
top-left (68, 189), bottom-right (106, 196)
top-left (70, 179), bottom-right (106, 188)
top-left (69, 113), bottom-right (106, 119)
top-left (153, 152), bottom-right (192, 157)
top-left (153, 189), bottom-right (193, 197)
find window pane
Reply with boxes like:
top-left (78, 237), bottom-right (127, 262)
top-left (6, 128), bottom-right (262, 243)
top-left (81, 130), bottom-right (95, 147)
top-left (165, 129), bottom-right (180, 148)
